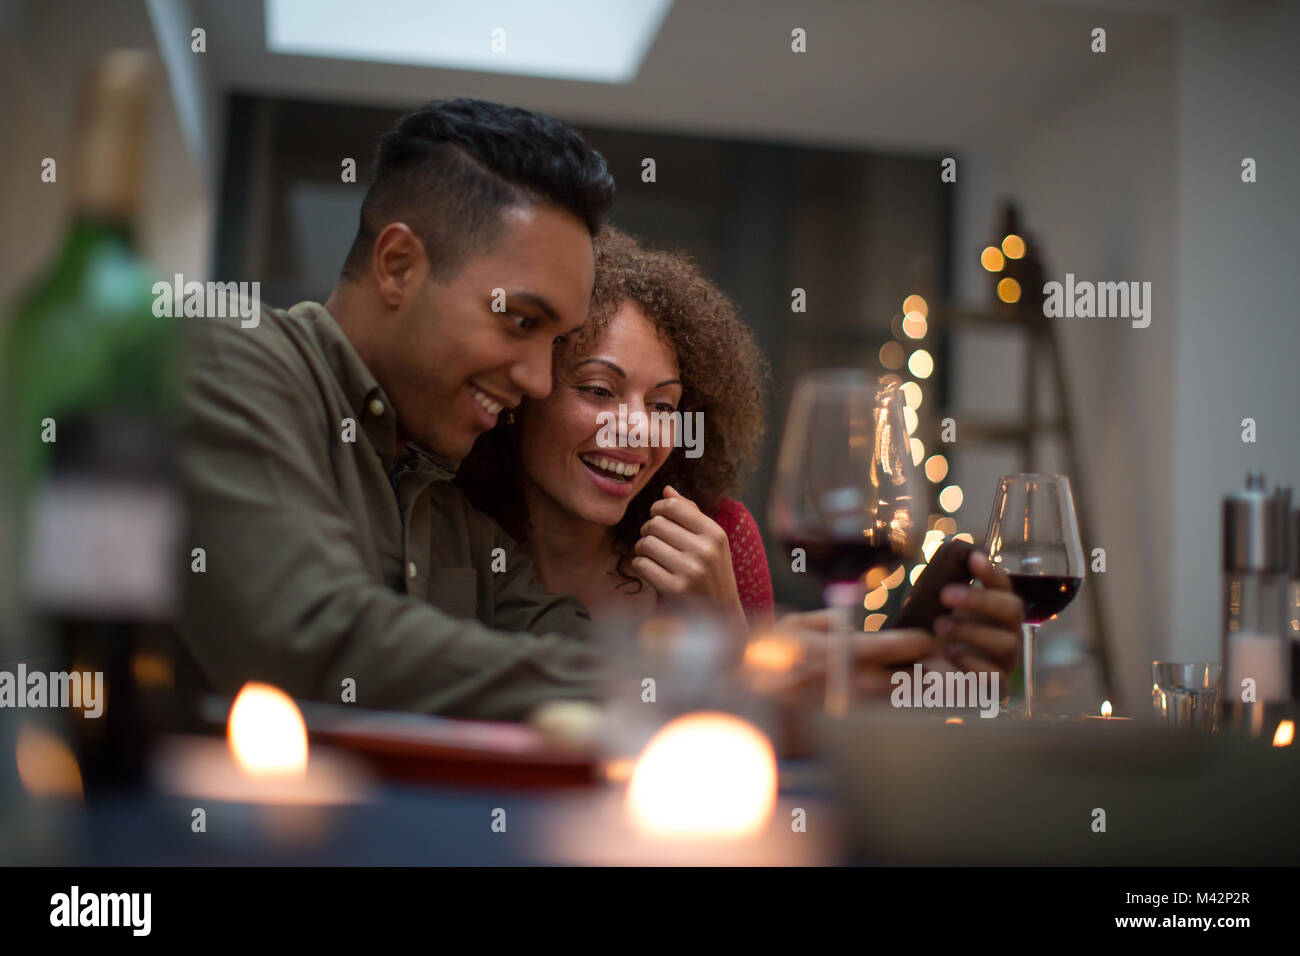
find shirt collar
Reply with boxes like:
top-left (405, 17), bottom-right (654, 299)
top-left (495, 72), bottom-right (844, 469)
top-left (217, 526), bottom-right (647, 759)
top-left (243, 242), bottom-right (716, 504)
top-left (289, 300), bottom-right (459, 478)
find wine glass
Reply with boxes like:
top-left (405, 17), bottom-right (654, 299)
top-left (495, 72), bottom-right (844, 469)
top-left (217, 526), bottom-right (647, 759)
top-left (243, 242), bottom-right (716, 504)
top-left (984, 474), bottom-right (1085, 719)
top-left (768, 370), bottom-right (923, 716)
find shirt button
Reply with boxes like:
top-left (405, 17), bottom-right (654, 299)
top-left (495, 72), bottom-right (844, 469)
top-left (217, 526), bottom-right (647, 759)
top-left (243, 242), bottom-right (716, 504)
top-left (369, 398), bottom-right (385, 416)
top-left (407, 561), bottom-right (417, 579)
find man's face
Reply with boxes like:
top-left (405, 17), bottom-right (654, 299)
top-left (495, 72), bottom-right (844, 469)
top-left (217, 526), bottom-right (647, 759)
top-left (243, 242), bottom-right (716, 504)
top-left (378, 203), bottom-right (595, 461)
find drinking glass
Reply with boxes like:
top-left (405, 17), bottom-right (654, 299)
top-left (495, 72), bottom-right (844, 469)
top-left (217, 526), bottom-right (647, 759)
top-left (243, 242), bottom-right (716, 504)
top-left (1152, 662), bottom-right (1221, 731)
top-left (984, 474), bottom-right (1085, 719)
top-left (768, 370), bottom-right (923, 715)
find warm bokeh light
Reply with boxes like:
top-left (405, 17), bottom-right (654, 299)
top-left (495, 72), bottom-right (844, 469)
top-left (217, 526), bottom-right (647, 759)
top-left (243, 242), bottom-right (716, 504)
top-left (921, 529), bottom-right (946, 562)
top-left (625, 713), bottom-right (777, 840)
top-left (908, 349), bottom-right (934, 379)
top-left (864, 613), bottom-right (888, 632)
top-left (953, 532), bottom-right (975, 544)
top-left (879, 341), bottom-right (904, 370)
top-left (864, 586), bottom-right (889, 611)
top-left (1101, 700), bottom-right (1113, 718)
top-left (901, 381), bottom-right (922, 409)
top-left (744, 634), bottom-right (804, 674)
top-left (741, 633), bottom-right (806, 699)
top-left (980, 246), bottom-right (1005, 272)
top-left (131, 651), bottom-right (173, 689)
top-left (934, 516), bottom-right (957, 534)
top-left (924, 454), bottom-right (949, 483)
top-left (228, 682), bottom-right (309, 778)
top-left (945, 717), bottom-right (964, 725)
top-left (865, 566), bottom-right (888, 590)
top-left (16, 725), bottom-right (83, 798)
top-left (997, 277), bottom-right (1022, 303)
top-left (604, 757), bottom-right (635, 783)
top-left (909, 437), bottom-right (924, 467)
top-left (903, 406), bottom-right (918, 435)
top-left (1273, 720), bottom-right (1295, 747)
top-left (883, 565), bottom-right (905, 589)
top-left (909, 564), bottom-right (925, 585)
top-left (902, 311), bottom-right (928, 339)
top-left (939, 485), bottom-right (964, 513)
top-left (1001, 234), bottom-right (1026, 259)
top-left (901, 293), bottom-right (928, 318)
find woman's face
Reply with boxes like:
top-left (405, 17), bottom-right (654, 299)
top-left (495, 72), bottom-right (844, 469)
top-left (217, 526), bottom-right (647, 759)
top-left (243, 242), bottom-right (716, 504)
top-left (517, 301), bottom-right (682, 528)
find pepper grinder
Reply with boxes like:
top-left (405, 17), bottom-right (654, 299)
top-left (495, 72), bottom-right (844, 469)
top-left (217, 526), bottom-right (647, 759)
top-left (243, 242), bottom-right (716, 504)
top-left (1221, 474), bottom-right (1287, 725)
top-left (1288, 507), bottom-right (1300, 699)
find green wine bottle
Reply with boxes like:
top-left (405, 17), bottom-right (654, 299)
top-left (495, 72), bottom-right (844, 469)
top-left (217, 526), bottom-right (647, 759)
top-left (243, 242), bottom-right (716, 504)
top-left (5, 51), bottom-right (178, 503)
top-left (2, 51), bottom-right (182, 793)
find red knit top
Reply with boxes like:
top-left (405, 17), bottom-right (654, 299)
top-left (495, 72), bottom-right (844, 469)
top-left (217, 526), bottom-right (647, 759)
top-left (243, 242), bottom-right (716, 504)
top-left (709, 496), bottom-right (775, 625)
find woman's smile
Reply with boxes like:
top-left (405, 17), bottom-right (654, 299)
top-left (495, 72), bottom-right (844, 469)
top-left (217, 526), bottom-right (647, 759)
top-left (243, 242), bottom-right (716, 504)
top-left (577, 449), bottom-right (648, 498)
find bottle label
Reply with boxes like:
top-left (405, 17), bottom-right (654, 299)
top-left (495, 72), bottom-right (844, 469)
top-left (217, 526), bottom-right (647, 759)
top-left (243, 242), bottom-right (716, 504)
top-left (24, 479), bottom-right (180, 620)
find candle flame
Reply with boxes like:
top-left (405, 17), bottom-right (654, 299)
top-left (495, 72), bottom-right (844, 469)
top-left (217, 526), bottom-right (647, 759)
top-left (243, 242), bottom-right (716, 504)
top-left (1273, 720), bottom-right (1294, 748)
top-left (228, 682), bottom-right (308, 777)
top-left (1100, 700), bottom-right (1112, 718)
top-left (626, 712), bottom-right (776, 840)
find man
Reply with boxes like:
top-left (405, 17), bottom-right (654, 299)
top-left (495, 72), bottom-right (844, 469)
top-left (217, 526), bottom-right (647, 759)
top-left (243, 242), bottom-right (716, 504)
top-left (179, 98), bottom-right (615, 719)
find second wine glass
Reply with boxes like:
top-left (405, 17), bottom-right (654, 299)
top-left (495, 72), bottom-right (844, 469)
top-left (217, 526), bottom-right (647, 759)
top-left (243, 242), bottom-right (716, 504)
top-left (984, 474), bottom-right (1085, 719)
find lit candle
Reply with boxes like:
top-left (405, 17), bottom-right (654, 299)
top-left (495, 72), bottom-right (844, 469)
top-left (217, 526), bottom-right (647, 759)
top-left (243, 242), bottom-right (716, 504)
top-left (625, 712), bottom-right (777, 840)
top-left (1082, 699), bottom-right (1133, 722)
top-left (153, 683), bottom-right (372, 806)
top-left (1273, 720), bottom-right (1295, 747)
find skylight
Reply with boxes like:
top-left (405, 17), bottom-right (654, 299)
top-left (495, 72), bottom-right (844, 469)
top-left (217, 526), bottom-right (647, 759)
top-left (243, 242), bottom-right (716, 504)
top-left (265, 0), bottom-right (673, 84)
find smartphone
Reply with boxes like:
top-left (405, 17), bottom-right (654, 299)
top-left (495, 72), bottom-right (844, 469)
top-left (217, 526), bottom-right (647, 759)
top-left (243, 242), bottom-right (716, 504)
top-left (887, 539), bottom-right (976, 632)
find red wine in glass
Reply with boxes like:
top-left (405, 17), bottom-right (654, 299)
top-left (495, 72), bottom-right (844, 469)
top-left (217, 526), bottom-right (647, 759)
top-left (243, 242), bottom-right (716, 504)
top-left (769, 371), bottom-right (923, 716)
top-left (1008, 574), bottom-right (1083, 625)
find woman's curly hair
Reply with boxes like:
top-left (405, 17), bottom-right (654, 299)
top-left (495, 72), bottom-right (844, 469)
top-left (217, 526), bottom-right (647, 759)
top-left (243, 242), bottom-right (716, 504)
top-left (455, 226), bottom-right (769, 591)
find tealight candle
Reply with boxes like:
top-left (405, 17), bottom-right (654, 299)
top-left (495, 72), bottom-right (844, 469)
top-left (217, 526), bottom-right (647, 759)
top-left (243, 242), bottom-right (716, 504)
top-left (1082, 699), bottom-right (1133, 722)
top-left (152, 683), bottom-right (372, 806)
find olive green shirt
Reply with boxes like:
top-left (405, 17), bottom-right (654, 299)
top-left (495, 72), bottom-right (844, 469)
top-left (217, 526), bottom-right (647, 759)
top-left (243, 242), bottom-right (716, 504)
top-left (177, 300), bottom-right (603, 720)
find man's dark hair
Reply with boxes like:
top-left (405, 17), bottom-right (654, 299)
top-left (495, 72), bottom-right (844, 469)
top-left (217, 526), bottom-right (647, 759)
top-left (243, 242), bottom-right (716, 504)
top-left (340, 97), bottom-right (616, 282)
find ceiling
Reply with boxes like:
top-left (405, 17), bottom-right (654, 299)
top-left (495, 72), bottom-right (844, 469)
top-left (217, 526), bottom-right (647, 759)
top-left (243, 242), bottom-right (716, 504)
top-left (193, 0), bottom-right (1193, 157)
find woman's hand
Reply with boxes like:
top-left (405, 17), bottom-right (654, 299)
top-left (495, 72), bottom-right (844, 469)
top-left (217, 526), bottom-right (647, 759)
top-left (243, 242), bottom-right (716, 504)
top-left (933, 549), bottom-right (1024, 681)
top-left (632, 486), bottom-right (745, 621)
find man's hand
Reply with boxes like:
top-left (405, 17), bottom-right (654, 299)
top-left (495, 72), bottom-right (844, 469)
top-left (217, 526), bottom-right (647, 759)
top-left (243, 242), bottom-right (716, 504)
top-left (763, 611), bottom-right (937, 703)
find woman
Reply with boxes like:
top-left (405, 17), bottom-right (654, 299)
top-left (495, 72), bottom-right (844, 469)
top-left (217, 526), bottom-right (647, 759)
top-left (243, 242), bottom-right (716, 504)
top-left (456, 227), bottom-right (773, 629)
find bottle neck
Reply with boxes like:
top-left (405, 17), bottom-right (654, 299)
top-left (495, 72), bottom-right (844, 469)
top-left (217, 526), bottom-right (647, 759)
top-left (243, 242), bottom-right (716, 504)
top-left (72, 52), bottom-right (151, 228)
top-left (54, 213), bottom-right (137, 274)
top-left (68, 212), bottom-right (134, 245)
